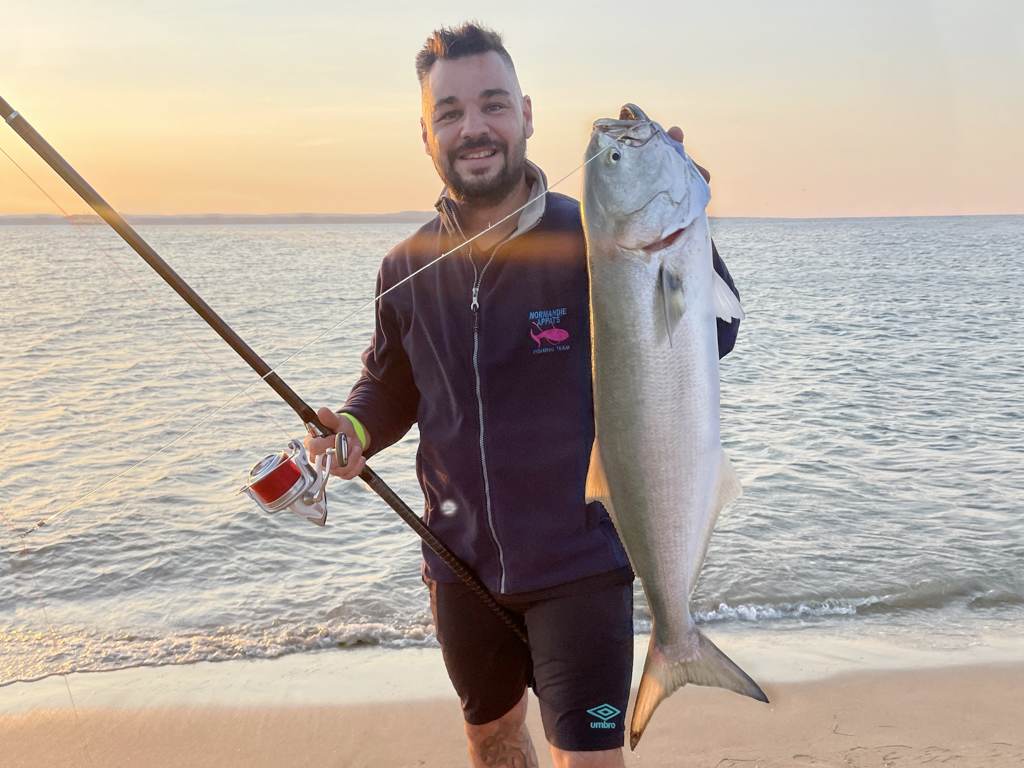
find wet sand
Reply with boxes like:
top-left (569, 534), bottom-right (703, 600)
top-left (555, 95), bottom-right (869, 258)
top-left (2, 662), bottom-right (1022, 767)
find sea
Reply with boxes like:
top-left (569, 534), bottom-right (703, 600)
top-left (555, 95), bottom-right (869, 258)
top-left (1, 215), bottom-right (1023, 694)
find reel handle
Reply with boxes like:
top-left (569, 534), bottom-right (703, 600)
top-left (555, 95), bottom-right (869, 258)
top-left (302, 446), bottom-right (334, 505)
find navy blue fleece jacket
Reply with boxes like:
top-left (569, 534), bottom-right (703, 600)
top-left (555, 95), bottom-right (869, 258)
top-left (344, 171), bottom-right (739, 594)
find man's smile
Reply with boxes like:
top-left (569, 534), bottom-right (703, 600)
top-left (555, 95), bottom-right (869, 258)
top-left (448, 138), bottom-right (509, 180)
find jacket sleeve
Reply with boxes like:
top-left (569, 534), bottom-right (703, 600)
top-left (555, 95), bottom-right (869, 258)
top-left (712, 238), bottom-right (741, 359)
top-left (342, 267), bottom-right (419, 458)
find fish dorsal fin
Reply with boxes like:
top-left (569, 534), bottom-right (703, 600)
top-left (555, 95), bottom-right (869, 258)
top-left (713, 271), bottom-right (745, 322)
top-left (585, 439), bottom-right (615, 516)
top-left (659, 264), bottom-right (686, 345)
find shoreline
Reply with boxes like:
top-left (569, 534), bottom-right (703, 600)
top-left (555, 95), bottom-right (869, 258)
top-left (5, 626), bottom-right (1024, 714)
top-left (1, 660), bottom-right (1021, 767)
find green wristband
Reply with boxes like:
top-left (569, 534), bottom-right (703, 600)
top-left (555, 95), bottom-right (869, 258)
top-left (339, 412), bottom-right (367, 449)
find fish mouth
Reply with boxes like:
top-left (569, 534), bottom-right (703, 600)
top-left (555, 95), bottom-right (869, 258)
top-left (619, 103), bottom-right (650, 122)
top-left (640, 226), bottom-right (687, 253)
top-left (591, 104), bottom-right (659, 147)
top-left (592, 118), bottom-right (658, 147)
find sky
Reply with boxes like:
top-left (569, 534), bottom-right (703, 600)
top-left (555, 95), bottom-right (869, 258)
top-left (1, 1), bottom-right (1022, 218)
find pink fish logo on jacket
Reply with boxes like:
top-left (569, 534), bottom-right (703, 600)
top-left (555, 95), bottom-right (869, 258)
top-left (531, 322), bottom-right (570, 347)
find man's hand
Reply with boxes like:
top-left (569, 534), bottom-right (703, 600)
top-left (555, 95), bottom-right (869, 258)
top-left (304, 407), bottom-right (368, 480)
top-left (666, 125), bottom-right (711, 184)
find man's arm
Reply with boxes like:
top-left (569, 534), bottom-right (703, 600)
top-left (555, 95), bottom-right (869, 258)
top-left (342, 285), bottom-right (419, 458)
top-left (306, 267), bottom-right (419, 478)
top-left (712, 239), bottom-right (741, 358)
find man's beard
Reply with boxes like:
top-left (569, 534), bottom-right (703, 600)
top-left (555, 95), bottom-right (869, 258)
top-left (436, 134), bottom-right (527, 207)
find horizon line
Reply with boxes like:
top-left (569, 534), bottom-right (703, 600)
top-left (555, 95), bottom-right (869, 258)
top-left (2, 212), bottom-right (1022, 226)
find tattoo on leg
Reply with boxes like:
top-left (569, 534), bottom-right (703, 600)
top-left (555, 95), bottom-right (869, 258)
top-left (476, 727), bottom-right (539, 768)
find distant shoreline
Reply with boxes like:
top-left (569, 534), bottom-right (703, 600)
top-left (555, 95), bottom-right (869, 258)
top-left (1, 212), bottom-right (1021, 226)
top-left (0, 212), bottom-right (436, 226)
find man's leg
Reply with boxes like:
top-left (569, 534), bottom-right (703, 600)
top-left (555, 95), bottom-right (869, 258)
top-left (526, 581), bottom-right (634, 768)
top-left (549, 745), bottom-right (624, 768)
top-left (464, 688), bottom-right (539, 768)
top-left (544, 658), bottom-right (628, 768)
top-left (427, 577), bottom-right (536, 766)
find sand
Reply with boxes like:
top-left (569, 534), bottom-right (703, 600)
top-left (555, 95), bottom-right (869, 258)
top-left (2, 661), bottom-right (1023, 767)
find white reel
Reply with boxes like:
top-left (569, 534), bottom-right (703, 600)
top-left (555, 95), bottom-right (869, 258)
top-left (240, 438), bottom-right (337, 526)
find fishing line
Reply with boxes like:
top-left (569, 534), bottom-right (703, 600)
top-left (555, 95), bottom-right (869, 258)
top-left (0, 507), bottom-right (95, 768)
top-left (240, 149), bottom-right (613, 384)
top-left (17, 145), bottom-right (615, 537)
top-left (20, 395), bottom-right (253, 535)
top-left (0, 137), bottom-right (300, 759)
top-left (0, 143), bottom-right (294, 443)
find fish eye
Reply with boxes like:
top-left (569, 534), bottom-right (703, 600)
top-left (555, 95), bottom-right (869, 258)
top-left (606, 148), bottom-right (621, 165)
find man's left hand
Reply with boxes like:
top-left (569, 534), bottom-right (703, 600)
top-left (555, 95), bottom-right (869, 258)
top-left (667, 125), bottom-right (711, 184)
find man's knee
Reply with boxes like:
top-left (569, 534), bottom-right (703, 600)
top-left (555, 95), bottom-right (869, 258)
top-left (465, 689), bottom-right (538, 767)
top-left (465, 688), bottom-right (528, 738)
top-left (549, 746), bottom-right (625, 768)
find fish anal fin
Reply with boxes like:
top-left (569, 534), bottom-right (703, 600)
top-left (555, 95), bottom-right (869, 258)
top-left (585, 439), bottom-right (614, 515)
top-left (713, 271), bottom-right (745, 322)
top-left (658, 264), bottom-right (686, 345)
top-left (630, 631), bottom-right (768, 750)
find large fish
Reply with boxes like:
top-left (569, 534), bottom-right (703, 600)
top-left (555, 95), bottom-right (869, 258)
top-left (581, 104), bottom-right (767, 749)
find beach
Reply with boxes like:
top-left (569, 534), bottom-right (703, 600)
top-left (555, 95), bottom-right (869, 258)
top-left (3, 650), bottom-right (1023, 767)
top-left (4, 633), bottom-right (1024, 766)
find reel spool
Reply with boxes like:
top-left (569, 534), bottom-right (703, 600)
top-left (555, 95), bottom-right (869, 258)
top-left (240, 436), bottom-right (345, 526)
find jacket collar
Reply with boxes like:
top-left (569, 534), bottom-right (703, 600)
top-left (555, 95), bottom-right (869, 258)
top-left (434, 160), bottom-right (548, 243)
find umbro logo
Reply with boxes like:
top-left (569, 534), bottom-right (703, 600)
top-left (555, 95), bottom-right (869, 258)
top-left (587, 703), bottom-right (621, 729)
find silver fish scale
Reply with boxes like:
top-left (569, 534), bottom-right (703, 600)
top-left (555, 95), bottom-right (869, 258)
top-left (589, 215), bottom-right (722, 656)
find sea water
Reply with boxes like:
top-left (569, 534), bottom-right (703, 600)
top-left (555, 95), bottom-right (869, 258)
top-left (1, 216), bottom-right (1022, 691)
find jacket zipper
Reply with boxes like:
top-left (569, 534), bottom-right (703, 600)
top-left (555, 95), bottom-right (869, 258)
top-left (470, 243), bottom-right (506, 591)
top-left (443, 196), bottom-right (542, 594)
top-left (468, 216), bottom-right (543, 594)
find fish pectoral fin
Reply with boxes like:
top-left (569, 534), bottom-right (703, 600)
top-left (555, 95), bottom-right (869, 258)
top-left (658, 263), bottom-right (686, 346)
top-left (713, 270), bottom-right (745, 322)
top-left (630, 632), bottom-right (769, 750)
top-left (584, 439), bottom-right (615, 514)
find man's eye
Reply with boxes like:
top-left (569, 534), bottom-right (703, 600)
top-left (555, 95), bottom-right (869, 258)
top-left (485, 103), bottom-right (505, 112)
top-left (438, 110), bottom-right (459, 121)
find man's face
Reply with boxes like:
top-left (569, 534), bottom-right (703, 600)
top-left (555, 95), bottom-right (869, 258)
top-left (420, 51), bottom-right (534, 206)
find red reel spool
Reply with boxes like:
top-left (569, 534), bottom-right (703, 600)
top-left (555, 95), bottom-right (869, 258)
top-left (249, 452), bottom-right (303, 505)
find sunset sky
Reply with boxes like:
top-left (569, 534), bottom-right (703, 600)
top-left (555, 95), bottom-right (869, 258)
top-left (1, 1), bottom-right (1022, 218)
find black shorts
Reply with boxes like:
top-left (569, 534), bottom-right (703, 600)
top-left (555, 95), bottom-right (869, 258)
top-left (426, 568), bottom-right (634, 752)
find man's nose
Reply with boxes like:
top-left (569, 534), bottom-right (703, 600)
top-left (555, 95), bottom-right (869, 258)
top-left (460, 107), bottom-right (489, 138)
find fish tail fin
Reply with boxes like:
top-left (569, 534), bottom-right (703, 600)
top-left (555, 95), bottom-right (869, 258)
top-left (630, 632), bottom-right (768, 750)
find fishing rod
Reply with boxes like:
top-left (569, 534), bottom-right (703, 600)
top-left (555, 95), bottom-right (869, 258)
top-left (0, 93), bottom-right (528, 645)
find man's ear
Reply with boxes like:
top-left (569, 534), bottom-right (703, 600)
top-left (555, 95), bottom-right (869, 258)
top-left (522, 95), bottom-right (534, 140)
top-left (420, 117), bottom-right (431, 155)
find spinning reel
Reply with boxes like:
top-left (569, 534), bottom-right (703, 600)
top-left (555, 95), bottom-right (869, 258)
top-left (239, 434), bottom-right (348, 526)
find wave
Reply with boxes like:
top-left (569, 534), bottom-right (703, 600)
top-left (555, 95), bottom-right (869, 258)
top-left (4, 582), bottom-right (1023, 688)
top-left (0, 619), bottom-right (438, 688)
top-left (686, 582), bottom-right (1024, 624)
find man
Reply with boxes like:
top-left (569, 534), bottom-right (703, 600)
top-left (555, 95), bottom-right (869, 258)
top-left (307, 23), bottom-right (739, 768)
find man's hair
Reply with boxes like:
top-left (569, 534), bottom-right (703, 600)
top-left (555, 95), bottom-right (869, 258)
top-left (415, 23), bottom-right (516, 85)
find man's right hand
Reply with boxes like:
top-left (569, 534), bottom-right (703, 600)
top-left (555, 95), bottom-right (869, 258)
top-left (305, 407), bottom-right (369, 480)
